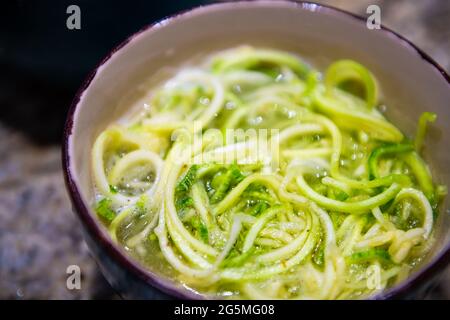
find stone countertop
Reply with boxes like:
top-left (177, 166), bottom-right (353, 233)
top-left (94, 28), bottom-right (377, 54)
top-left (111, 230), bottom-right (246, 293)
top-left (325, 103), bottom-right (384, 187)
top-left (0, 125), bottom-right (117, 299)
top-left (0, 0), bottom-right (449, 299)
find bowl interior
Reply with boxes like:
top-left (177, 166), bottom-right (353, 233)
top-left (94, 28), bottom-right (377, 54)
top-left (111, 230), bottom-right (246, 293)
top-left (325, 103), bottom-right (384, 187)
top-left (66, 1), bottom-right (450, 298)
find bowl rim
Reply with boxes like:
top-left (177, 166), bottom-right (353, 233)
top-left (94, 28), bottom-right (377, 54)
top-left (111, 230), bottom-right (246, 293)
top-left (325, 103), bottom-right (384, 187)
top-left (62, 0), bottom-right (450, 300)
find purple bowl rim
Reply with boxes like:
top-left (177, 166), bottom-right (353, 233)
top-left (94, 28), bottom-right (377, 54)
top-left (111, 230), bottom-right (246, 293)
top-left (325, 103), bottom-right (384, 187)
top-left (62, 0), bottom-right (450, 300)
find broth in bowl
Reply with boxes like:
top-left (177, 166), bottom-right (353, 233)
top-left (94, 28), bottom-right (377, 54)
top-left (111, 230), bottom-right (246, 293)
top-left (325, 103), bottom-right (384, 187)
top-left (90, 46), bottom-right (445, 299)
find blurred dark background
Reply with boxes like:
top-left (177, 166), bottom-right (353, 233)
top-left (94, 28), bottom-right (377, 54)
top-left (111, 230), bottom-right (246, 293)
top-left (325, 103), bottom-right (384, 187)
top-left (0, 0), bottom-right (208, 144)
top-left (0, 0), bottom-right (449, 299)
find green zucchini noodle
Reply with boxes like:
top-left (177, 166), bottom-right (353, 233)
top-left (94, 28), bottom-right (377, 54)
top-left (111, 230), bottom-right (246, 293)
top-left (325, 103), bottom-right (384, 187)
top-left (91, 46), bottom-right (446, 299)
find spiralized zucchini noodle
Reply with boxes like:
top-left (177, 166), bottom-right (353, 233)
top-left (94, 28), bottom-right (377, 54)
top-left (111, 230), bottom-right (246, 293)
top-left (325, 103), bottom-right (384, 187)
top-left (91, 46), bottom-right (446, 299)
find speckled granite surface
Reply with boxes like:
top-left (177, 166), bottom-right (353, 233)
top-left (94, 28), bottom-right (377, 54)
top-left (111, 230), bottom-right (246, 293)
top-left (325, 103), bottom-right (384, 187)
top-left (0, 0), bottom-right (449, 299)
top-left (0, 126), bottom-right (117, 299)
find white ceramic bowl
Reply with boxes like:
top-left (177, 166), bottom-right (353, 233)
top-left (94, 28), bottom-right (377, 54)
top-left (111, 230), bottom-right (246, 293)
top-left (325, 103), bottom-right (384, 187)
top-left (63, 1), bottom-right (450, 299)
